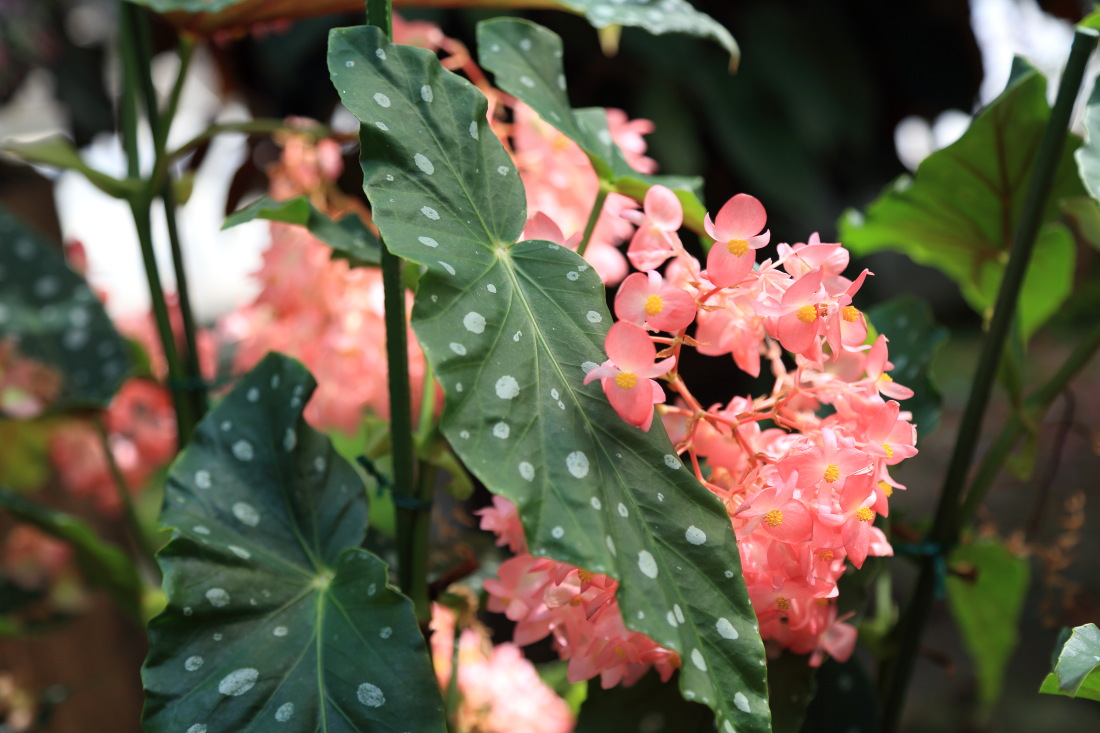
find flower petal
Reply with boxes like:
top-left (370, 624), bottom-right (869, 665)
top-left (713, 193), bottom-right (767, 240)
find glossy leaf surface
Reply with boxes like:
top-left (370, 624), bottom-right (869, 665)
top-left (329, 24), bottom-right (769, 733)
top-left (0, 206), bottom-right (130, 414)
top-left (840, 62), bottom-right (1080, 339)
top-left (1039, 623), bottom-right (1100, 701)
top-left (142, 354), bottom-right (445, 733)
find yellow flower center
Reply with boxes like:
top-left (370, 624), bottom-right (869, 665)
top-left (615, 372), bottom-right (638, 389)
top-left (727, 238), bottom-right (749, 257)
top-left (842, 305), bottom-right (860, 322)
top-left (577, 569), bottom-right (594, 583)
top-left (645, 294), bottom-right (664, 316)
top-left (878, 480), bottom-right (893, 498)
top-left (880, 373), bottom-right (893, 382)
top-left (823, 464), bottom-right (840, 483)
top-left (763, 509), bottom-right (784, 527)
top-left (856, 507), bottom-right (875, 522)
top-left (797, 304), bottom-right (818, 324)
top-left (776, 596), bottom-right (791, 611)
top-left (817, 550), bottom-right (834, 562)
top-left (883, 443), bottom-right (894, 459)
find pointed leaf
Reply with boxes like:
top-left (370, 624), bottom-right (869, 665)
top-left (0, 206), bottom-right (130, 414)
top-left (1075, 76), bottom-right (1100, 200)
top-left (840, 62), bottom-right (1080, 340)
top-left (330, 26), bottom-right (769, 733)
top-left (0, 485), bottom-right (143, 623)
top-left (1, 136), bottom-right (137, 199)
top-left (945, 537), bottom-right (1030, 707)
top-left (142, 354), bottom-right (446, 733)
top-left (477, 18), bottom-right (709, 235)
top-left (223, 195), bottom-right (381, 266)
top-left (1039, 623), bottom-right (1100, 700)
top-left (866, 296), bottom-right (948, 440)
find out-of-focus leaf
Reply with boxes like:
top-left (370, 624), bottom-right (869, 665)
top-left (0, 486), bottom-right (143, 622)
top-left (1038, 623), bottom-right (1100, 701)
top-left (1076, 77), bottom-right (1100, 200)
top-left (223, 195), bottom-right (381, 266)
top-left (1060, 196), bottom-right (1100, 252)
top-left (866, 296), bottom-right (948, 441)
top-left (0, 419), bottom-right (54, 490)
top-left (841, 61), bottom-right (1080, 340)
top-left (575, 671), bottom-right (714, 732)
top-left (800, 656), bottom-right (877, 733)
top-left (0, 206), bottom-right (130, 414)
top-left (330, 24), bottom-right (769, 733)
top-left (766, 653), bottom-right (817, 733)
top-left (477, 18), bottom-right (709, 234)
top-left (126, 0), bottom-right (737, 64)
top-left (142, 354), bottom-right (446, 733)
top-left (0, 136), bottom-right (136, 199)
top-left (946, 536), bottom-right (1030, 707)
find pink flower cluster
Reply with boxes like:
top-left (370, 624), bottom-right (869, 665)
top-left (478, 496), bottom-right (680, 688)
top-left (587, 188), bottom-right (918, 663)
top-left (429, 602), bottom-right (574, 733)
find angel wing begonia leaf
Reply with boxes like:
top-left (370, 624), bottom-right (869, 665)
top-left (477, 18), bottom-right (710, 235)
top-left (840, 60), bottom-right (1079, 340)
top-left (329, 24), bottom-right (769, 733)
top-left (142, 353), bottom-right (446, 733)
top-left (0, 206), bottom-right (130, 415)
top-left (124, 0), bottom-right (737, 65)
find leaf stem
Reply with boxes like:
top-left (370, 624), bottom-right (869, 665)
top-left (576, 183), bottom-right (610, 257)
top-left (94, 418), bottom-right (159, 578)
top-left (366, 0), bottom-right (429, 622)
top-left (878, 27), bottom-right (1099, 733)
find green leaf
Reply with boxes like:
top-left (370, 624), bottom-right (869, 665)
top-left (0, 486), bottom-right (144, 623)
top-left (1039, 623), bottom-right (1100, 701)
top-left (1076, 75), bottom-right (1100, 200)
top-left (575, 670), bottom-right (714, 732)
top-left (840, 62), bottom-right (1081, 340)
top-left (766, 653), bottom-right (817, 733)
top-left (945, 536), bottom-right (1030, 707)
top-left (330, 25), bottom-right (769, 733)
top-left (799, 657), bottom-right (877, 733)
top-left (477, 18), bottom-right (709, 235)
top-left (1, 136), bottom-right (137, 199)
top-left (223, 195), bottom-right (381, 266)
top-left (0, 206), bottom-right (131, 413)
top-left (865, 296), bottom-right (948, 440)
top-left (142, 354), bottom-right (446, 733)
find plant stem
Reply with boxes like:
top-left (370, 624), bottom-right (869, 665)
top-left (366, 0), bottom-right (428, 622)
top-left (94, 418), bottom-right (159, 577)
top-left (878, 27), bottom-right (1099, 733)
top-left (576, 184), bottom-right (610, 257)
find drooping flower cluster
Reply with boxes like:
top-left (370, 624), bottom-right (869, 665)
top-left (483, 186), bottom-right (919, 670)
top-left (478, 496), bottom-right (680, 688)
top-left (429, 601), bottom-right (575, 733)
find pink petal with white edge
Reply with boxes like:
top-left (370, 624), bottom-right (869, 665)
top-left (713, 193), bottom-right (767, 240)
top-left (644, 185), bottom-right (683, 230)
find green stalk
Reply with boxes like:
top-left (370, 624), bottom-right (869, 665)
top-left (365, 0), bottom-right (428, 622)
top-left (958, 318), bottom-right (1100, 524)
top-left (878, 27), bottom-right (1099, 732)
top-left (94, 418), bottom-right (159, 577)
top-left (576, 184), bottom-right (610, 257)
top-left (117, 0), bottom-right (195, 444)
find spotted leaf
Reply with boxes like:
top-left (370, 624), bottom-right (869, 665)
top-left (478, 18), bottom-right (709, 235)
top-left (142, 354), bottom-right (445, 733)
top-left (0, 206), bottom-right (130, 415)
top-left (330, 25), bottom-right (769, 733)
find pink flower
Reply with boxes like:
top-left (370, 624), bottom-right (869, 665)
top-left (704, 194), bottom-right (771, 288)
top-left (476, 495), bottom-right (528, 554)
top-left (621, 185), bottom-right (683, 271)
top-left (613, 271), bottom-right (696, 333)
top-left (584, 322), bottom-right (674, 431)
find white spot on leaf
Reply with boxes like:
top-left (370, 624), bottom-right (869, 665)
top-left (551, 526), bottom-right (564, 539)
top-left (421, 206), bottom-right (439, 220)
top-left (716, 618), bottom-right (739, 640)
top-left (228, 545), bottom-right (251, 560)
top-left (637, 550), bottom-right (658, 579)
top-left (275, 702), bottom-right (294, 722)
top-left (232, 502), bottom-right (260, 527)
top-left (273, 626), bottom-right (288, 637)
top-left (218, 668), bottom-right (259, 696)
top-left (357, 682), bottom-right (385, 708)
top-left (373, 92), bottom-right (391, 107)
top-left (463, 312), bottom-right (486, 334)
top-left (414, 153), bottom-right (434, 175)
top-left (590, 497), bottom-right (602, 510)
top-left (734, 692), bottom-right (751, 713)
top-left (566, 451), bottom-right (589, 478)
top-left (495, 375), bottom-right (520, 399)
top-left (206, 588), bottom-right (230, 607)
top-left (419, 236), bottom-right (438, 248)
top-left (691, 649), bottom-right (707, 671)
top-left (232, 440), bottom-right (254, 462)
top-left (493, 422), bottom-right (510, 439)
top-left (185, 655), bottom-right (204, 671)
top-left (449, 343), bottom-right (467, 356)
top-left (685, 526), bottom-right (707, 545)
top-left (617, 503), bottom-right (628, 517)
top-left (586, 311), bottom-right (602, 323)
top-left (420, 84), bottom-right (433, 102)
